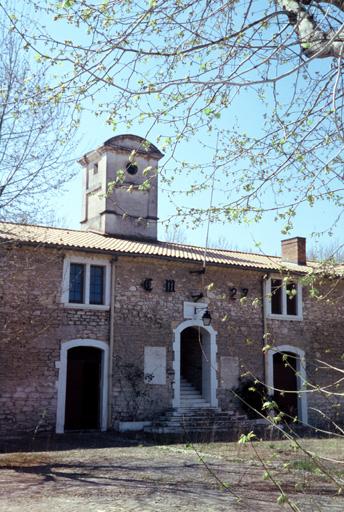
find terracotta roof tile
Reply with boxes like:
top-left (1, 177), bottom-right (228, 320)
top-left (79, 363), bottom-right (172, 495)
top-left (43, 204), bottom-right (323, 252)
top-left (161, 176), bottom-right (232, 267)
top-left (0, 221), bottom-right (324, 274)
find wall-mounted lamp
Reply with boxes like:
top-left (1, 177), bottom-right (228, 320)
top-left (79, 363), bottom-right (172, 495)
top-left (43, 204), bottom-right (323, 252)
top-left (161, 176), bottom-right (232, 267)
top-left (201, 309), bottom-right (212, 326)
top-left (194, 306), bottom-right (212, 326)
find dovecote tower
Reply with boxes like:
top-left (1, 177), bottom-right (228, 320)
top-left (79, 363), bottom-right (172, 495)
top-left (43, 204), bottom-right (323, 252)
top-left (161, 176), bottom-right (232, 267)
top-left (78, 134), bottom-right (163, 240)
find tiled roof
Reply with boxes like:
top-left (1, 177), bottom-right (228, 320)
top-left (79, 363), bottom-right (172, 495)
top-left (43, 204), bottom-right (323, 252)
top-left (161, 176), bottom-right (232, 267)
top-left (0, 220), bottom-right (322, 274)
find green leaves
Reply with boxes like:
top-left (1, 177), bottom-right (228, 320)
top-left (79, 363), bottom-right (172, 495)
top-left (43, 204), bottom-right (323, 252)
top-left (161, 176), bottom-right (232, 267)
top-left (277, 493), bottom-right (288, 505)
top-left (238, 431), bottom-right (256, 444)
top-left (57, 0), bottom-right (76, 8)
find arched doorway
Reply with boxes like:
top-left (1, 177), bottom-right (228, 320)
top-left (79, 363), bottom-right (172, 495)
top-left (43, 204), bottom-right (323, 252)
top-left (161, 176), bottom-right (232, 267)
top-left (65, 346), bottom-right (102, 430)
top-left (181, 327), bottom-right (202, 393)
top-left (173, 320), bottom-right (218, 409)
top-left (267, 345), bottom-right (308, 423)
top-left (56, 339), bottom-right (109, 433)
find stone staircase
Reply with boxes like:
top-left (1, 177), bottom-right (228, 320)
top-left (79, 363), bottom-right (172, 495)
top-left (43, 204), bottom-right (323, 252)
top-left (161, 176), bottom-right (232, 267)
top-left (144, 377), bottom-right (246, 437)
top-left (179, 377), bottom-right (211, 409)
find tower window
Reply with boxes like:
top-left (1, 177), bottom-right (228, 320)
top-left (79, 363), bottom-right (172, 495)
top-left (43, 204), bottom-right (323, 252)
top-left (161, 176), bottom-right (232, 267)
top-left (126, 162), bottom-right (138, 175)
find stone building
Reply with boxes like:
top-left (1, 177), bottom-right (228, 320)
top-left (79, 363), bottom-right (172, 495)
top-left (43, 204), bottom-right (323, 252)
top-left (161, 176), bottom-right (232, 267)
top-left (0, 134), bottom-right (343, 436)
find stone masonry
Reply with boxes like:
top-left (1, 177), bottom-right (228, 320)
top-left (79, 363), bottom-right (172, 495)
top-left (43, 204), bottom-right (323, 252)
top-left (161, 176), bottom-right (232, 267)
top-left (1, 241), bottom-right (343, 434)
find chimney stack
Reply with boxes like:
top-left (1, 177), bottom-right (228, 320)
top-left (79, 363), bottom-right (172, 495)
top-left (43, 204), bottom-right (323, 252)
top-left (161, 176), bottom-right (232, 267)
top-left (281, 237), bottom-right (306, 266)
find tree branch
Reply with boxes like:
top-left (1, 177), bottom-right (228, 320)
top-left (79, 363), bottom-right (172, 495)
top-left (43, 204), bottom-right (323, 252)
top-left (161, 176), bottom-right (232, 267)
top-left (280, 0), bottom-right (344, 57)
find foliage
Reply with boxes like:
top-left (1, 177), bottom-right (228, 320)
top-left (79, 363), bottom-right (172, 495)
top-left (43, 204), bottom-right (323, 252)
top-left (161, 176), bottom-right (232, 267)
top-left (308, 239), bottom-right (344, 263)
top-left (1, 2), bottom-right (343, 507)
top-left (0, 3), bottom-right (79, 223)
top-left (234, 378), bottom-right (268, 419)
top-left (116, 357), bottom-right (154, 421)
top-left (162, 222), bottom-right (188, 244)
top-left (6, 0), bottom-right (343, 236)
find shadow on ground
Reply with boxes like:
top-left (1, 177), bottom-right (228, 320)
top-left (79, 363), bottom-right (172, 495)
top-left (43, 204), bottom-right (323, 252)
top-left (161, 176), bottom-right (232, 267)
top-left (0, 432), bottom-right (144, 454)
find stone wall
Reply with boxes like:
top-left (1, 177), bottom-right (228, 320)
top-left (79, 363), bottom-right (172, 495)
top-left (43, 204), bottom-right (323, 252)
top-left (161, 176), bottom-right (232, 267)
top-left (0, 244), bottom-right (109, 434)
top-left (0, 243), bottom-right (343, 434)
top-left (266, 275), bottom-right (344, 428)
top-left (111, 256), bottom-right (266, 421)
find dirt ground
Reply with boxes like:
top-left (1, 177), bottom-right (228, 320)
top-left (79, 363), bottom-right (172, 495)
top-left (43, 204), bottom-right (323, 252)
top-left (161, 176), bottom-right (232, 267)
top-left (0, 433), bottom-right (343, 511)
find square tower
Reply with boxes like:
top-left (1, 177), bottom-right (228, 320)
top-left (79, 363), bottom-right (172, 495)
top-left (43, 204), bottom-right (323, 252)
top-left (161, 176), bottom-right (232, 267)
top-left (79, 134), bottom-right (163, 240)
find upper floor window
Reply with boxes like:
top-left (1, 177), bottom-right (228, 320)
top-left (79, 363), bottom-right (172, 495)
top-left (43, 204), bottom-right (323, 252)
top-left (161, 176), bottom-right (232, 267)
top-left (89, 265), bottom-right (105, 305)
top-left (69, 263), bottom-right (85, 303)
top-left (62, 256), bottom-right (110, 309)
top-left (266, 276), bottom-right (302, 320)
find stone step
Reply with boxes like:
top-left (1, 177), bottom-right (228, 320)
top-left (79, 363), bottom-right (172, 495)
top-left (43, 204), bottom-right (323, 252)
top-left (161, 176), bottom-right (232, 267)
top-left (180, 396), bottom-right (208, 401)
top-left (179, 405), bottom-right (211, 410)
top-left (168, 410), bottom-right (221, 417)
top-left (180, 401), bottom-right (210, 406)
top-left (165, 412), bottom-right (238, 420)
top-left (180, 398), bottom-right (209, 403)
top-left (153, 420), bottom-right (235, 429)
top-left (145, 426), bottom-right (231, 434)
top-left (145, 376), bottom-right (249, 436)
top-left (159, 412), bottom-right (232, 419)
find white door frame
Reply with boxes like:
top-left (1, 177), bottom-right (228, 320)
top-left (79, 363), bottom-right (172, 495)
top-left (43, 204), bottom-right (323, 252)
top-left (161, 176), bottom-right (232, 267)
top-left (266, 344), bottom-right (308, 424)
top-left (172, 320), bottom-right (218, 409)
top-left (56, 339), bottom-right (109, 433)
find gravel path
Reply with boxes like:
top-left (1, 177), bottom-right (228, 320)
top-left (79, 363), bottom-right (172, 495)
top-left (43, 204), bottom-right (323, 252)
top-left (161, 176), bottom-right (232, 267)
top-left (0, 434), bottom-right (342, 511)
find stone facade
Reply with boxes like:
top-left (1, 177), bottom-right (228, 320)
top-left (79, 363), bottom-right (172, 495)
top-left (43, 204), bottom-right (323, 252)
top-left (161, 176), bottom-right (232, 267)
top-left (0, 134), bottom-right (343, 435)
top-left (1, 241), bottom-right (343, 435)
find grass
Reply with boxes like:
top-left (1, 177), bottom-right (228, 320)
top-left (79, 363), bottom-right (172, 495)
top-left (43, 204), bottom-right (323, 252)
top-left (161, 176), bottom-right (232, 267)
top-left (167, 437), bottom-right (344, 481)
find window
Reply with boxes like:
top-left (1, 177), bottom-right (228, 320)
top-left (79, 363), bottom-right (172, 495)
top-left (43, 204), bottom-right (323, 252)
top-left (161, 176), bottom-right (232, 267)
top-left (271, 279), bottom-right (283, 315)
top-left (265, 276), bottom-right (302, 320)
top-left (69, 263), bottom-right (85, 303)
top-left (126, 162), bottom-right (138, 175)
top-left (62, 256), bottom-right (110, 309)
top-left (89, 265), bottom-right (104, 305)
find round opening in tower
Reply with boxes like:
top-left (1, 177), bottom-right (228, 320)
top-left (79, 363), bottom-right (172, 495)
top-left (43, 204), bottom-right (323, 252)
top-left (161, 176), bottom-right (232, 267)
top-left (126, 162), bottom-right (138, 175)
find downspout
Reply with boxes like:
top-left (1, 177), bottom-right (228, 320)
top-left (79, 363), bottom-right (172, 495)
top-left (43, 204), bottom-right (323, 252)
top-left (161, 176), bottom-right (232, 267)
top-left (262, 273), bottom-right (270, 393)
top-left (108, 256), bottom-right (117, 429)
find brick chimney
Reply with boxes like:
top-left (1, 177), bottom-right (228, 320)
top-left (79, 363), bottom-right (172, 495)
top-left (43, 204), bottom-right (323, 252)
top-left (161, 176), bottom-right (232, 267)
top-left (281, 237), bottom-right (307, 266)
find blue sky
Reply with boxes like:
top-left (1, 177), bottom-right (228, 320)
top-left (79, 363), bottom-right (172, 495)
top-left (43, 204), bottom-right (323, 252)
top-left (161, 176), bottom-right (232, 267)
top-left (54, 107), bottom-right (342, 257)
top-left (42, 3), bottom-right (343, 257)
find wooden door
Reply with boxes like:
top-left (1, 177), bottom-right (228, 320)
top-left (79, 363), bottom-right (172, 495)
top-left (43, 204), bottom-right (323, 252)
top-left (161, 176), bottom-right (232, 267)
top-left (65, 346), bottom-right (101, 430)
top-left (273, 351), bottom-right (298, 420)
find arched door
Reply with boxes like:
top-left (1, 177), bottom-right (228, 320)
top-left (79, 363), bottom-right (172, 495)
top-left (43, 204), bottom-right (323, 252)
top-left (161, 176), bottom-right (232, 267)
top-left (273, 351), bottom-right (298, 419)
top-left (181, 327), bottom-right (203, 393)
top-left (267, 345), bottom-right (308, 423)
top-left (65, 346), bottom-right (102, 430)
top-left (173, 320), bottom-right (218, 409)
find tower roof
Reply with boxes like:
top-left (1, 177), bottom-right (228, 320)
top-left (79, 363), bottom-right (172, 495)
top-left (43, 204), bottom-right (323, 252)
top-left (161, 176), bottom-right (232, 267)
top-left (78, 134), bottom-right (163, 166)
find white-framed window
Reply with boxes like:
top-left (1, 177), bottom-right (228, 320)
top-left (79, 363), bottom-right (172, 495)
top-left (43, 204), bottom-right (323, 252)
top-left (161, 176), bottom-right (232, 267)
top-left (265, 275), bottom-right (303, 320)
top-left (61, 255), bottom-right (111, 309)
